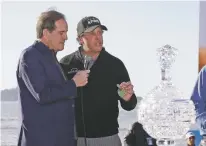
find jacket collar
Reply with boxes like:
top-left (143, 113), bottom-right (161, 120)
top-left (33, 40), bottom-right (56, 56)
top-left (76, 46), bottom-right (105, 61)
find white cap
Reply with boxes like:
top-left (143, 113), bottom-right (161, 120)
top-left (185, 132), bottom-right (195, 139)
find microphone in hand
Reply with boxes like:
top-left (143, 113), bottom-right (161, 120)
top-left (72, 70), bottom-right (90, 87)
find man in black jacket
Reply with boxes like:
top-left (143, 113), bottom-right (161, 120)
top-left (60, 16), bottom-right (137, 146)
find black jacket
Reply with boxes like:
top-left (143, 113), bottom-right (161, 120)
top-left (125, 122), bottom-right (157, 146)
top-left (60, 47), bottom-right (137, 138)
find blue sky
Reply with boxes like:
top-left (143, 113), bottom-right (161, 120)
top-left (1, 1), bottom-right (200, 98)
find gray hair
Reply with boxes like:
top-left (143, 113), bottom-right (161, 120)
top-left (36, 10), bottom-right (66, 38)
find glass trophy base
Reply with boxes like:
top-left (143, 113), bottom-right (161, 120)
top-left (156, 138), bottom-right (175, 146)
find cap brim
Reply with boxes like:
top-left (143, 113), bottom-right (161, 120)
top-left (186, 134), bottom-right (195, 139)
top-left (84, 25), bottom-right (108, 33)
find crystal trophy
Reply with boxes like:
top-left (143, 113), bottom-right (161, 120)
top-left (137, 45), bottom-right (196, 146)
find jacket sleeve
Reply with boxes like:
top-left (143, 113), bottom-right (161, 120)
top-left (117, 60), bottom-right (137, 111)
top-left (18, 51), bottom-right (77, 104)
top-left (191, 66), bottom-right (206, 135)
top-left (191, 66), bottom-right (206, 115)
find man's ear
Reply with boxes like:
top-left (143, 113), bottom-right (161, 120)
top-left (77, 36), bottom-right (84, 45)
top-left (43, 29), bottom-right (49, 38)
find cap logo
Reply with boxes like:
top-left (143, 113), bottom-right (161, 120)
top-left (87, 18), bottom-right (100, 25)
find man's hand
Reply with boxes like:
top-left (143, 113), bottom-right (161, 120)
top-left (72, 70), bottom-right (90, 87)
top-left (118, 81), bottom-right (134, 101)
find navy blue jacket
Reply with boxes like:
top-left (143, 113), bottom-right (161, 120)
top-left (191, 65), bottom-right (206, 135)
top-left (16, 41), bottom-right (77, 146)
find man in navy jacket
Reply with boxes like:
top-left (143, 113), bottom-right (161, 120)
top-left (16, 10), bottom-right (89, 146)
top-left (191, 65), bottom-right (206, 136)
